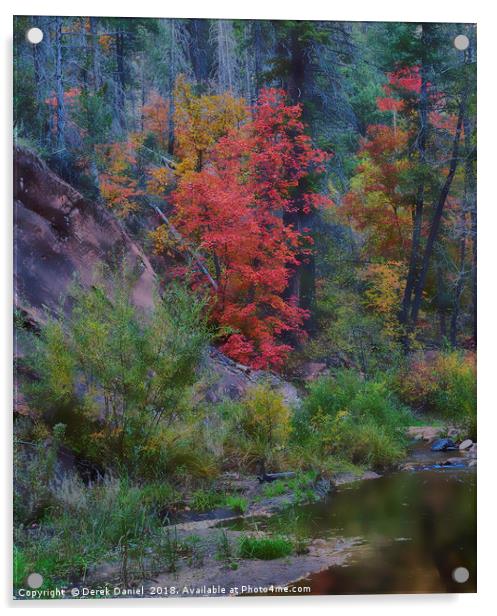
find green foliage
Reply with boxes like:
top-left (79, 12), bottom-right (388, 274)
top-left (262, 480), bottom-right (288, 498)
top-left (181, 534), bottom-right (205, 568)
top-left (159, 528), bottom-right (181, 573)
top-left (14, 422), bottom-right (68, 525)
top-left (238, 535), bottom-right (293, 560)
top-left (307, 217), bottom-right (404, 376)
top-left (222, 384), bottom-right (291, 470)
top-left (136, 482), bottom-right (180, 514)
top-left (215, 530), bottom-right (233, 562)
top-left (190, 488), bottom-right (223, 512)
top-left (13, 546), bottom-right (28, 589)
top-left (23, 266), bottom-right (211, 477)
top-left (394, 351), bottom-right (476, 439)
top-left (224, 495), bottom-right (249, 514)
top-left (295, 370), bottom-right (413, 468)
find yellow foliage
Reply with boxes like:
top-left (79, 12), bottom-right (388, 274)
top-left (96, 141), bottom-right (141, 216)
top-left (240, 384), bottom-right (291, 451)
top-left (146, 165), bottom-right (173, 196)
top-left (149, 224), bottom-right (182, 256)
top-left (173, 75), bottom-right (247, 176)
top-left (361, 261), bottom-right (406, 340)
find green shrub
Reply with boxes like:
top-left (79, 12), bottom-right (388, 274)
top-left (216, 530), bottom-right (233, 562)
top-left (22, 267), bottom-right (211, 477)
top-left (294, 369), bottom-right (412, 468)
top-left (190, 488), bottom-right (223, 512)
top-left (223, 384), bottom-right (291, 471)
top-left (238, 535), bottom-right (293, 560)
top-left (14, 476), bottom-right (166, 590)
top-left (224, 495), bottom-right (249, 513)
top-left (180, 534), bottom-right (205, 568)
top-left (394, 351), bottom-right (476, 438)
top-left (13, 546), bottom-right (28, 588)
top-left (262, 480), bottom-right (288, 498)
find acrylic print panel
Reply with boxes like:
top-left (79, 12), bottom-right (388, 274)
top-left (13, 15), bottom-right (476, 600)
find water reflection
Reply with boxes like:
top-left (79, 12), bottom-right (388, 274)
top-left (289, 467), bottom-right (476, 594)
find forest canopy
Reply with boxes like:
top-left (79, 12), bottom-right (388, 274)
top-left (14, 17), bottom-right (476, 369)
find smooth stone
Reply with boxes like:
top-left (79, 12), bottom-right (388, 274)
top-left (362, 471), bottom-right (382, 480)
top-left (443, 457), bottom-right (464, 466)
top-left (459, 439), bottom-right (473, 451)
top-left (431, 438), bottom-right (456, 452)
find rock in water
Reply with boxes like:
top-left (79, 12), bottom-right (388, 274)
top-left (431, 438), bottom-right (456, 452)
top-left (459, 439), bottom-right (473, 451)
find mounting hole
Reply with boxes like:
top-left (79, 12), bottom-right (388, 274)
top-left (454, 34), bottom-right (469, 51)
top-left (26, 572), bottom-right (43, 589)
top-left (26, 27), bottom-right (43, 45)
top-left (452, 566), bottom-right (470, 583)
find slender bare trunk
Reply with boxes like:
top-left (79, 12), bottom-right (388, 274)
top-left (54, 17), bottom-right (66, 151)
top-left (410, 99), bottom-right (466, 325)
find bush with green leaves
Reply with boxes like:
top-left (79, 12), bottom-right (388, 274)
top-left (222, 384), bottom-right (291, 471)
top-left (22, 266), bottom-right (211, 477)
top-left (393, 351), bottom-right (476, 439)
top-left (224, 495), bottom-right (249, 513)
top-left (294, 370), bottom-right (413, 468)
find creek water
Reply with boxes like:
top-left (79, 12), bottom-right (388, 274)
top-left (223, 443), bottom-right (476, 594)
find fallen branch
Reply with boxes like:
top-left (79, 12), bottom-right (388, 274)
top-left (146, 200), bottom-right (218, 291)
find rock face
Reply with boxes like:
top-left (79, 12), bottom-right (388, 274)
top-left (14, 146), bottom-right (156, 325)
top-left (14, 146), bottom-right (300, 409)
top-left (298, 362), bottom-right (328, 382)
top-left (200, 348), bottom-right (301, 407)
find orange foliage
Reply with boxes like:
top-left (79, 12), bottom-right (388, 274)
top-left (341, 125), bottom-right (412, 261)
top-left (97, 141), bottom-right (142, 216)
top-left (142, 91), bottom-right (170, 150)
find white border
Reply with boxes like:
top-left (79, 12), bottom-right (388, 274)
top-left (1, 1), bottom-right (495, 614)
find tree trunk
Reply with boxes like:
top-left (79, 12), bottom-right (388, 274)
top-left (54, 17), bottom-right (66, 151)
top-left (115, 30), bottom-right (127, 131)
top-left (398, 43), bottom-right (428, 343)
top-left (89, 17), bottom-right (101, 91)
top-left (449, 218), bottom-right (467, 347)
top-left (167, 19), bottom-right (177, 155)
top-left (282, 27), bottom-right (317, 333)
top-left (253, 21), bottom-right (263, 101)
top-left (187, 19), bottom-right (212, 88)
top-left (410, 99), bottom-right (466, 326)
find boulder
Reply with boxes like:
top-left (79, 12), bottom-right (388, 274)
top-left (406, 426), bottom-right (442, 442)
top-left (442, 457), bottom-right (464, 466)
top-left (362, 471), bottom-right (382, 480)
top-left (431, 438), bottom-right (457, 452)
top-left (459, 439), bottom-right (473, 451)
top-left (198, 347), bottom-right (301, 407)
top-left (299, 362), bottom-right (328, 382)
top-left (400, 463), bottom-right (417, 472)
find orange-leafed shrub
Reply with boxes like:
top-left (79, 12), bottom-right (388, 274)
top-left (394, 350), bottom-right (476, 437)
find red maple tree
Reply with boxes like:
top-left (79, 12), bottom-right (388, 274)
top-left (171, 88), bottom-right (331, 369)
